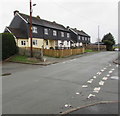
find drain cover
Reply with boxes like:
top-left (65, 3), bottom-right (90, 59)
top-left (2, 73), bottom-right (11, 76)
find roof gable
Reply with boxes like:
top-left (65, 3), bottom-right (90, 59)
top-left (70, 28), bottom-right (90, 37)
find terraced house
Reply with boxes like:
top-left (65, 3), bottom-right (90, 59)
top-left (4, 10), bottom-right (71, 49)
top-left (4, 10), bottom-right (91, 50)
top-left (69, 27), bottom-right (91, 47)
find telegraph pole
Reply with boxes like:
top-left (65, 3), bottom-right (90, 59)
top-left (98, 25), bottom-right (100, 51)
top-left (30, 0), bottom-right (33, 57)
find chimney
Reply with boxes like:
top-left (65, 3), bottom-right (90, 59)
top-left (66, 26), bottom-right (70, 29)
top-left (53, 21), bottom-right (56, 23)
top-left (14, 10), bottom-right (19, 16)
top-left (36, 15), bottom-right (40, 19)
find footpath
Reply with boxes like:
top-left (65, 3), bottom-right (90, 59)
top-left (35, 52), bottom-right (97, 65)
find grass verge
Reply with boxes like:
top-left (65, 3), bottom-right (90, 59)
top-left (9, 55), bottom-right (40, 64)
top-left (85, 49), bottom-right (94, 52)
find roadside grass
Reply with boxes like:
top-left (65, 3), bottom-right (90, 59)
top-left (9, 55), bottom-right (40, 64)
top-left (85, 49), bottom-right (94, 52)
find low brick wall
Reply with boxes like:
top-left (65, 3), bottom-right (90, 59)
top-left (19, 47), bottom-right (42, 58)
top-left (85, 45), bottom-right (106, 51)
top-left (19, 47), bottom-right (85, 58)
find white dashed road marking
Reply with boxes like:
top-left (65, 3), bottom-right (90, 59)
top-left (76, 92), bottom-right (80, 95)
top-left (99, 81), bottom-right (104, 86)
top-left (109, 71), bottom-right (113, 74)
top-left (93, 76), bottom-right (96, 79)
top-left (102, 77), bottom-right (108, 81)
top-left (104, 68), bottom-right (107, 70)
top-left (87, 94), bottom-right (95, 99)
top-left (107, 74), bottom-right (110, 77)
top-left (87, 79), bottom-right (94, 84)
top-left (111, 69), bottom-right (115, 71)
top-left (93, 87), bottom-right (101, 93)
top-left (82, 85), bottom-right (88, 88)
top-left (101, 69), bottom-right (104, 72)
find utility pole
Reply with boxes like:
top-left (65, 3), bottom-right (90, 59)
top-left (98, 25), bottom-right (100, 51)
top-left (30, 0), bottom-right (33, 57)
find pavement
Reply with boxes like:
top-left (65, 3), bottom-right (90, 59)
top-left (2, 51), bottom-right (119, 114)
top-left (34, 52), bottom-right (99, 65)
top-left (64, 102), bottom-right (119, 115)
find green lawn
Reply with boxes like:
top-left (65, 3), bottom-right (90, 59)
top-left (85, 49), bottom-right (94, 52)
top-left (9, 55), bottom-right (40, 64)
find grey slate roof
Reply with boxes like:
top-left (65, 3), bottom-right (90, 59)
top-left (7, 27), bottom-right (28, 39)
top-left (71, 28), bottom-right (90, 37)
top-left (19, 13), bottom-right (69, 32)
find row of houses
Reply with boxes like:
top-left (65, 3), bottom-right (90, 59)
top-left (4, 10), bottom-right (91, 49)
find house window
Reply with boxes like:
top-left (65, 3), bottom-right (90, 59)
top-left (21, 41), bottom-right (26, 45)
top-left (61, 32), bottom-right (64, 37)
top-left (33, 40), bottom-right (37, 46)
top-left (67, 41), bottom-right (69, 45)
top-left (78, 36), bottom-right (80, 40)
top-left (32, 26), bottom-right (37, 33)
top-left (53, 30), bottom-right (57, 36)
top-left (44, 28), bottom-right (48, 35)
top-left (82, 37), bottom-right (84, 41)
top-left (67, 33), bottom-right (70, 38)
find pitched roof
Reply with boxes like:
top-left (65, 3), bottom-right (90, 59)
top-left (18, 13), bottom-right (69, 32)
top-left (70, 28), bottom-right (90, 37)
top-left (6, 27), bottom-right (28, 39)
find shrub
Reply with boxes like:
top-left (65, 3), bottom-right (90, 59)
top-left (1, 33), bottom-right (18, 60)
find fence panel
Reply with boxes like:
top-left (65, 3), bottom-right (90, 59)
top-left (43, 48), bottom-right (84, 57)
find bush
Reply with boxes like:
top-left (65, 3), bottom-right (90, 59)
top-left (1, 33), bottom-right (18, 60)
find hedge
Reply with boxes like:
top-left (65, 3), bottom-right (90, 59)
top-left (1, 33), bottom-right (18, 60)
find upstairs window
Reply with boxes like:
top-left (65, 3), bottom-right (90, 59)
top-left (78, 36), bottom-right (80, 40)
top-left (32, 26), bottom-right (37, 33)
top-left (82, 36), bottom-right (84, 41)
top-left (44, 28), bottom-right (48, 35)
top-left (33, 40), bottom-right (37, 46)
top-left (21, 41), bottom-right (26, 46)
top-left (61, 32), bottom-right (64, 37)
top-left (53, 30), bottom-right (57, 36)
top-left (67, 33), bottom-right (70, 38)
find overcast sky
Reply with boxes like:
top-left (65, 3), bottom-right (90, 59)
top-left (0, 0), bottom-right (119, 43)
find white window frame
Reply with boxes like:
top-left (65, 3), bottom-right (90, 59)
top-left (21, 40), bottom-right (26, 46)
top-left (32, 26), bottom-right (37, 33)
top-left (33, 40), bottom-right (37, 46)
top-left (67, 33), bottom-right (70, 38)
top-left (78, 36), bottom-right (80, 40)
top-left (82, 36), bottom-right (84, 41)
top-left (44, 28), bottom-right (48, 35)
top-left (67, 41), bottom-right (69, 45)
top-left (61, 32), bottom-right (64, 37)
top-left (53, 30), bottom-right (57, 36)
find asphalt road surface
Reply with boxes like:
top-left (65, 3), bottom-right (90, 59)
top-left (2, 52), bottom-right (119, 114)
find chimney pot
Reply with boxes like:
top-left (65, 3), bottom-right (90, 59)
top-left (14, 10), bottom-right (19, 16)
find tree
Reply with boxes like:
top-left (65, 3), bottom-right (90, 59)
top-left (1, 33), bottom-right (18, 60)
top-left (102, 33), bottom-right (115, 51)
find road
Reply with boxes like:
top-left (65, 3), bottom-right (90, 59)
top-left (2, 52), bottom-right (119, 114)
